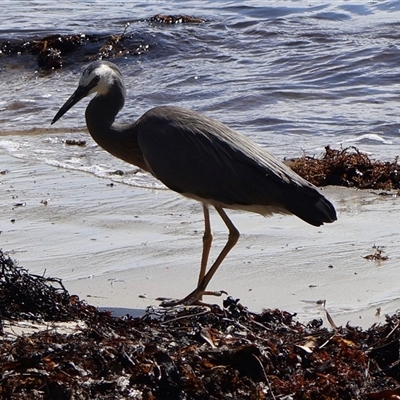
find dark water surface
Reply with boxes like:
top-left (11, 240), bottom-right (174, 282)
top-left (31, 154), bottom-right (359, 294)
top-left (1, 0), bottom-right (400, 186)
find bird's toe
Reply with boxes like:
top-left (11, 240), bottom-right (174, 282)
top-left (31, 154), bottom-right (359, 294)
top-left (158, 288), bottom-right (228, 307)
top-left (203, 290), bottom-right (228, 297)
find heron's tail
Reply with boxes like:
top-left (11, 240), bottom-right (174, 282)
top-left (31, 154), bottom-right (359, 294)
top-left (287, 190), bottom-right (337, 227)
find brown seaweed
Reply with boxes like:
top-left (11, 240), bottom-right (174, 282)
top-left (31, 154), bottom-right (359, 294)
top-left (0, 13), bottom-right (205, 69)
top-left (1, 250), bottom-right (400, 399)
top-left (287, 146), bottom-right (400, 190)
top-left (148, 14), bottom-right (205, 24)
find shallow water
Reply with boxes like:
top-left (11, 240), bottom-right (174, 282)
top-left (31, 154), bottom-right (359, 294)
top-left (1, 0), bottom-right (400, 188)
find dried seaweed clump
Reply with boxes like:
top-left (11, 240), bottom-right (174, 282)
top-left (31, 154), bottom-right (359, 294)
top-left (363, 245), bottom-right (389, 262)
top-left (1, 250), bottom-right (400, 399)
top-left (287, 146), bottom-right (400, 190)
top-left (0, 250), bottom-right (96, 321)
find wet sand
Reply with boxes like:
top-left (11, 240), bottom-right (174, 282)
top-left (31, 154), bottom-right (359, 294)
top-left (1, 149), bottom-right (400, 328)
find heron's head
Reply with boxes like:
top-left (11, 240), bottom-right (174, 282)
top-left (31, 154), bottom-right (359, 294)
top-left (51, 61), bottom-right (125, 125)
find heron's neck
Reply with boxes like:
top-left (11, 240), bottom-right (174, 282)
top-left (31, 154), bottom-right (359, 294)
top-left (85, 86), bottom-right (123, 136)
top-left (85, 89), bottom-right (148, 171)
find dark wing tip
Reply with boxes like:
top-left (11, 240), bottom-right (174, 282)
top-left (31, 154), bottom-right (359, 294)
top-left (306, 197), bottom-right (337, 226)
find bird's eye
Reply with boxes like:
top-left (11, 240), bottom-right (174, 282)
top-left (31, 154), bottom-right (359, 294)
top-left (92, 75), bottom-right (100, 85)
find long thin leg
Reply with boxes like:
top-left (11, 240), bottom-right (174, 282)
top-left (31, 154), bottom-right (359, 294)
top-left (196, 205), bottom-right (239, 293)
top-left (198, 204), bottom-right (212, 286)
top-left (161, 205), bottom-right (239, 306)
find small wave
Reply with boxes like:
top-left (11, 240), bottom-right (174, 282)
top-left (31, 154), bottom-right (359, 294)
top-left (0, 140), bottom-right (21, 153)
top-left (44, 158), bottom-right (166, 190)
top-left (341, 134), bottom-right (393, 145)
top-left (0, 134), bottom-right (165, 190)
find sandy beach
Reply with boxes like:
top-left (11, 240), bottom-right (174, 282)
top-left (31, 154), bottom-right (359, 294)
top-left (1, 149), bottom-right (400, 329)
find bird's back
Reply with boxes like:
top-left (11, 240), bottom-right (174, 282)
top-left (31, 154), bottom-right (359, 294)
top-left (135, 106), bottom-right (336, 226)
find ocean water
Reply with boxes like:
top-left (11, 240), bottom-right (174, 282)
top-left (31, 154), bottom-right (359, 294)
top-left (1, 0), bottom-right (400, 188)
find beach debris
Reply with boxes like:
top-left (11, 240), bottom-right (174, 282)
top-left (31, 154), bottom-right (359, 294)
top-left (37, 39), bottom-right (62, 69)
top-left (366, 387), bottom-right (400, 399)
top-left (109, 169), bottom-right (125, 176)
top-left (1, 250), bottom-right (400, 398)
top-left (148, 14), bottom-right (205, 24)
top-left (287, 146), bottom-right (400, 190)
top-left (35, 34), bottom-right (88, 69)
top-left (12, 202), bottom-right (26, 207)
top-left (363, 245), bottom-right (389, 262)
top-left (94, 23), bottom-right (150, 60)
top-left (0, 250), bottom-right (94, 322)
top-left (64, 139), bottom-right (86, 146)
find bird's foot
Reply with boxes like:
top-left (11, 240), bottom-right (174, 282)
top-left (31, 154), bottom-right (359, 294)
top-left (158, 289), bottom-right (228, 307)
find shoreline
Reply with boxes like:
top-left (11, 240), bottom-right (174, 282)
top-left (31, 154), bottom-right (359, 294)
top-left (1, 150), bottom-right (400, 328)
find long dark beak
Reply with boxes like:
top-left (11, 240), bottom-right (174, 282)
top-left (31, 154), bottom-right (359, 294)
top-left (51, 85), bottom-right (89, 125)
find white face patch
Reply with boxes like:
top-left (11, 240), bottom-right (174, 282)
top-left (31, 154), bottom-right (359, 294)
top-left (79, 62), bottom-right (115, 96)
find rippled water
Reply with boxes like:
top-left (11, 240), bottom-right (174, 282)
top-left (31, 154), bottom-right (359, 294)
top-left (1, 0), bottom-right (400, 187)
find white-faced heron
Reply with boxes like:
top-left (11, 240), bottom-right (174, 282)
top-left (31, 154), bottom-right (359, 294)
top-left (52, 61), bottom-right (337, 306)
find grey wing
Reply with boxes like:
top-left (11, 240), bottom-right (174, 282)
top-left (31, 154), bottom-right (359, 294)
top-left (136, 106), bottom-right (336, 225)
top-left (136, 109), bottom-right (283, 203)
